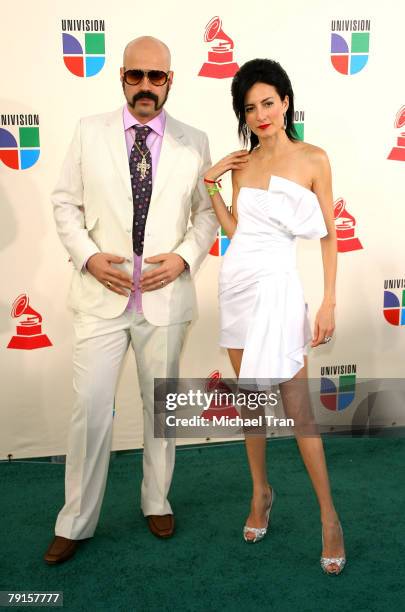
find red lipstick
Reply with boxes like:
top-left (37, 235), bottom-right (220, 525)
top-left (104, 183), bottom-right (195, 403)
top-left (258, 124), bottom-right (270, 129)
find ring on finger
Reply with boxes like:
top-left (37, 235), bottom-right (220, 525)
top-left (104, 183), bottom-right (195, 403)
top-left (105, 281), bottom-right (112, 289)
top-left (323, 336), bottom-right (333, 344)
top-left (160, 279), bottom-right (166, 286)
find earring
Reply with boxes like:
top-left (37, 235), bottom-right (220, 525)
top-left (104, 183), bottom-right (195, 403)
top-left (242, 123), bottom-right (251, 139)
top-left (283, 113), bottom-right (287, 129)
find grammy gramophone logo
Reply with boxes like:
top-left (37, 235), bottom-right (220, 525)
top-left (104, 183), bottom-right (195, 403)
top-left (387, 106), bottom-right (405, 162)
top-left (7, 294), bottom-right (52, 350)
top-left (200, 370), bottom-right (239, 420)
top-left (198, 16), bottom-right (239, 79)
top-left (333, 197), bottom-right (363, 253)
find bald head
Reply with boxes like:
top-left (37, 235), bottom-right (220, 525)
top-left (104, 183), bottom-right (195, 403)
top-left (120, 36), bottom-right (173, 122)
top-left (123, 36), bottom-right (171, 70)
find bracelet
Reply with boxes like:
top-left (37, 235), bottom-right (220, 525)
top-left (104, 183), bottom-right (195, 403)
top-left (206, 184), bottom-right (222, 196)
top-left (204, 178), bottom-right (222, 185)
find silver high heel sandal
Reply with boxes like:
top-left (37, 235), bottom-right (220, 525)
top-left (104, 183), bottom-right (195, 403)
top-left (320, 522), bottom-right (346, 575)
top-left (243, 487), bottom-right (275, 543)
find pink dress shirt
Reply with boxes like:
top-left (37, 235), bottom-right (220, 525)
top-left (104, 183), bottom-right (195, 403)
top-left (123, 105), bottom-right (166, 313)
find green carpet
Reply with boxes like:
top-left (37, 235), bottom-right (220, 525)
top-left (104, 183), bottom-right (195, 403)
top-left (1, 437), bottom-right (404, 611)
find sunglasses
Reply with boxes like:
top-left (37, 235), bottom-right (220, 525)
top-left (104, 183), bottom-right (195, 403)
top-left (123, 69), bottom-right (170, 86)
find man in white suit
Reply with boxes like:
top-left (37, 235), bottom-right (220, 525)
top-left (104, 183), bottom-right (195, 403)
top-left (44, 36), bottom-right (218, 564)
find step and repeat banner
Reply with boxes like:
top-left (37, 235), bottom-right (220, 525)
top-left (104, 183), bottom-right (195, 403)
top-left (1, 0), bottom-right (404, 458)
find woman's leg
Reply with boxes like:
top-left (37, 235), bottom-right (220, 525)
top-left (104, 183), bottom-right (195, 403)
top-left (228, 349), bottom-right (273, 540)
top-left (279, 357), bottom-right (345, 571)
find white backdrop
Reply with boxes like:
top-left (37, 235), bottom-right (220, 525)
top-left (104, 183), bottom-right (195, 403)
top-left (1, 0), bottom-right (404, 458)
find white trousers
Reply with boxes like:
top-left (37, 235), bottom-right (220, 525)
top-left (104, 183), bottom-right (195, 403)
top-left (55, 308), bottom-right (189, 540)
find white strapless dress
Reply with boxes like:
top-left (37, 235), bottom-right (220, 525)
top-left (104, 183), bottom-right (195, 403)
top-left (219, 175), bottom-right (328, 385)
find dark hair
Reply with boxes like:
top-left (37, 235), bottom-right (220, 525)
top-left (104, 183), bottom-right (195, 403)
top-left (231, 58), bottom-right (299, 150)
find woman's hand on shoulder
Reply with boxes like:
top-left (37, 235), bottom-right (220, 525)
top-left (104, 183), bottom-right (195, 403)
top-left (204, 150), bottom-right (250, 182)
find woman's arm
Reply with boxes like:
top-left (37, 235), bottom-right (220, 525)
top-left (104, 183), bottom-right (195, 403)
top-left (311, 148), bottom-right (337, 347)
top-left (204, 150), bottom-right (249, 239)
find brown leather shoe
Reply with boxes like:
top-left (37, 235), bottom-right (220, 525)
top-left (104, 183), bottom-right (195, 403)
top-left (146, 514), bottom-right (175, 538)
top-left (44, 536), bottom-right (78, 565)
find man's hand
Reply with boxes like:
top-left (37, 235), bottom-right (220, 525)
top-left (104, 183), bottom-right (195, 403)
top-left (86, 253), bottom-right (134, 296)
top-left (140, 253), bottom-right (186, 292)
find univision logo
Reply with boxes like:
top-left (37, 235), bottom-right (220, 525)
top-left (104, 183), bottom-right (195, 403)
top-left (210, 204), bottom-right (231, 256)
top-left (320, 364), bottom-right (357, 411)
top-left (210, 226), bottom-right (230, 256)
top-left (383, 279), bottom-right (405, 326)
top-left (0, 114), bottom-right (40, 170)
top-left (331, 19), bottom-right (370, 75)
top-left (62, 19), bottom-right (105, 78)
top-left (294, 110), bottom-right (304, 141)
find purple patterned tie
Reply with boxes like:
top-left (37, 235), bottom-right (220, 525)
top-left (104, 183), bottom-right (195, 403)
top-left (129, 125), bottom-right (153, 256)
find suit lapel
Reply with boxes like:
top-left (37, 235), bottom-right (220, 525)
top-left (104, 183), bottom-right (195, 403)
top-left (149, 113), bottom-right (185, 207)
top-left (105, 108), bottom-right (132, 197)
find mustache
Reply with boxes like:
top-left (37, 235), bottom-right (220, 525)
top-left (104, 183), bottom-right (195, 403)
top-left (131, 91), bottom-right (159, 106)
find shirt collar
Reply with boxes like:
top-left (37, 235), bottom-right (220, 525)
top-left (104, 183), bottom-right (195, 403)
top-left (123, 105), bottom-right (166, 136)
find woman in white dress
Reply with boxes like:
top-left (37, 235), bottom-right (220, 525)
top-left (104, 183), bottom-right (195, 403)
top-left (204, 59), bottom-right (346, 574)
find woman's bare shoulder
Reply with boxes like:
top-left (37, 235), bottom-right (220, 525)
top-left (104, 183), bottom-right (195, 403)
top-left (298, 143), bottom-right (331, 181)
top-left (300, 142), bottom-right (330, 165)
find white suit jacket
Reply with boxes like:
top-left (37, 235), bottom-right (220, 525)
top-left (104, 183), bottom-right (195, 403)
top-left (52, 108), bottom-right (218, 325)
